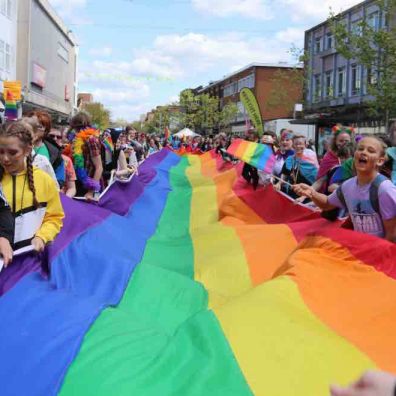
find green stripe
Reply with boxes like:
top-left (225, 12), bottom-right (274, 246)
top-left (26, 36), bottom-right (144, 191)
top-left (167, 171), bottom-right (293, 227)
top-left (60, 158), bottom-right (251, 396)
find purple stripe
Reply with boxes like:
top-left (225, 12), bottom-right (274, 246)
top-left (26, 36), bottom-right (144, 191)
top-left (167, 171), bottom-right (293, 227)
top-left (99, 150), bottom-right (169, 215)
top-left (0, 150), bottom-right (171, 297)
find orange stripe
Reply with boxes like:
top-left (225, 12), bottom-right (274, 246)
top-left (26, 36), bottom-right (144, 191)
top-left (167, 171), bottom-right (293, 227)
top-left (199, 154), bottom-right (298, 286)
top-left (234, 140), bottom-right (250, 161)
top-left (285, 235), bottom-right (396, 372)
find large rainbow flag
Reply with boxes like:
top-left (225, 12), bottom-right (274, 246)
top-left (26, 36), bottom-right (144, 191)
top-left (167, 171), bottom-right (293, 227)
top-left (0, 149), bottom-right (396, 395)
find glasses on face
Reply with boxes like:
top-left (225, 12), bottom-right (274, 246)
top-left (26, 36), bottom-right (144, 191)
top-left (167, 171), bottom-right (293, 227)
top-left (48, 134), bottom-right (62, 141)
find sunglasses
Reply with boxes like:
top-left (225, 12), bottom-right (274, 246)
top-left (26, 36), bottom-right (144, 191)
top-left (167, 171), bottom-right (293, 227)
top-left (48, 134), bottom-right (62, 141)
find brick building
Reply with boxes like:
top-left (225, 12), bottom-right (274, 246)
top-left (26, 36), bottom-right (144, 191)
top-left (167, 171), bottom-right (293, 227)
top-left (199, 63), bottom-right (303, 134)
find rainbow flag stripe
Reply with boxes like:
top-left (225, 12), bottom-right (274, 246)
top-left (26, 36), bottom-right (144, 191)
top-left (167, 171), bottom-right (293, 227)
top-left (102, 136), bottom-right (114, 153)
top-left (227, 138), bottom-right (275, 173)
top-left (0, 150), bottom-right (395, 395)
top-left (5, 90), bottom-right (17, 121)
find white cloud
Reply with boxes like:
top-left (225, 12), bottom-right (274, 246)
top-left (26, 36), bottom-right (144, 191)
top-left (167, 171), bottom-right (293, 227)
top-left (48, 0), bottom-right (86, 16)
top-left (278, 0), bottom-right (362, 22)
top-left (191, 0), bottom-right (362, 22)
top-left (88, 46), bottom-right (113, 57)
top-left (192, 0), bottom-right (273, 20)
top-left (275, 28), bottom-right (305, 46)
top-left (130, 32), bottom-right (292, 81)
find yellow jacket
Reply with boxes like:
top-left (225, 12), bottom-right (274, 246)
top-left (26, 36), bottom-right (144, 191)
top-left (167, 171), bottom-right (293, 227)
top-left (1, 167), bottom-right (64, 247)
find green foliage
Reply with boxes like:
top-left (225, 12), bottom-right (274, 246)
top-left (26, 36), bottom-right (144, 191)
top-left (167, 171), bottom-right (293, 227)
top-left (178, 89), bottom-right (237, 133)
top-left (329, 0), bottom-right (396, 128)
top-left (83, 102), bottom-right (111, 130)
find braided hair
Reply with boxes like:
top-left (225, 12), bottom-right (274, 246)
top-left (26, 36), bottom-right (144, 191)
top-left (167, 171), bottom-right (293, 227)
top-left (0, 121), bottom-right (39, 209)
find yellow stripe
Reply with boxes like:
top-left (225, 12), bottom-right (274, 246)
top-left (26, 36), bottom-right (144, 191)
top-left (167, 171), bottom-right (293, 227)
top-left (186, 156), bottom-right (252, 308)
top-left (243, 141), bottom-right (257, 163)
top-left (214, 276), bottom-right (376, 396)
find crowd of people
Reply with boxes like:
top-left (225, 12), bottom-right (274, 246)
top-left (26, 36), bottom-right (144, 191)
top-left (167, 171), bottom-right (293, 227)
top-left (213, 125), bottom-right (396, 243)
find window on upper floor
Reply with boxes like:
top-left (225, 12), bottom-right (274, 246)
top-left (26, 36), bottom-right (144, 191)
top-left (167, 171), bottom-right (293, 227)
top-left (351, 64), bottom-right (361, 95)
top-left (5, 43), bottom-right (10, 72)
top-left (237, 74), bottom-right (255, 91)
top-left (224, 82), bottom-right (237, 97)
top-left (0, 0), bottom-right (11, 18)
top-left (57, 42), bottom-right (69, 63)
top-left (326, 33), bottom-right (334, 50)
top-left (324, 71), bottom-right (334, 98)
top-left (314, 37), bottom-right (322, 54)
top-left (367, 11), bottom-right (380, 31)
top-left (337, 67), bottom-right (346, 97)
top-left (365, 66), bottom-right (378, 94)
top-left (313, 74), bottom-right (321, 102)
top-left (351, 20), bottom-right (363, 36)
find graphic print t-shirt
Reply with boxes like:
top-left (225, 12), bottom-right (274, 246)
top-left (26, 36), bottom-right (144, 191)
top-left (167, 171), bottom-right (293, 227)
top-left (328, 176), bottom-right (396, 238)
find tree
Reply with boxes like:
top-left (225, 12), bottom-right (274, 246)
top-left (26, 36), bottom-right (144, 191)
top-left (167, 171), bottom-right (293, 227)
top-left (219, 102), bottom-right (238, 129)
top-left (111, 118), bottom-right (130, 127)
top-left (178, 89), bottom-right (237, 134)
top-left (83, 102), bottom-right (111, 130)
top-left (330, 0), bottom-right (396, 132)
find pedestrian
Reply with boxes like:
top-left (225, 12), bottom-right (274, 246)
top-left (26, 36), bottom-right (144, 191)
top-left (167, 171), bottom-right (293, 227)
top-left (0, 121), bottom-right (64, 252)
top-left (68, 112), bottom-right (103, 200)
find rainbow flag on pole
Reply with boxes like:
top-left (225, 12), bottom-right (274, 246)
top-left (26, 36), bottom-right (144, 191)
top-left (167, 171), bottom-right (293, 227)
top-left (0, 150), bottom-right (396, 395)
top-left (227, 138), bottom-right (275, 173)
top-left (4, 90), bottom-right (17, 121)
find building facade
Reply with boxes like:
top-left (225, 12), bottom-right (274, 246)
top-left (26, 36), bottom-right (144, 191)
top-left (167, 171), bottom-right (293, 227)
top-left (200, 63), bottom-right (303, 135)
top-left (0, 0), bottom-right (18, 89)
top-left (17, 0), bottom-right (78, 122)
top-left (304, 0), bottom-right (386, 152)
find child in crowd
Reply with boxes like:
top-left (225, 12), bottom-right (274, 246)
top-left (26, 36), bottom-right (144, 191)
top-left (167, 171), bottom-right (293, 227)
top-left (294, 136), bottom-right (396, 241)
top-left (0, 121), bottom-right (64, 252)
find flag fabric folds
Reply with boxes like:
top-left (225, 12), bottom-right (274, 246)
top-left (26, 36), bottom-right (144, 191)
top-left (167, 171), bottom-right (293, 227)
top-left (226, 138), bottom-right (275, 173)
top-left (0, 149), bottom-right (396, 396)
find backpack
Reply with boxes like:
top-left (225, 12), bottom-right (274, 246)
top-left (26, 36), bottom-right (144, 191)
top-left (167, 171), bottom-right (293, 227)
top-left (322, 174), bottom-right (387, 222)
top-left (336, 173), bottom-right (387, 215)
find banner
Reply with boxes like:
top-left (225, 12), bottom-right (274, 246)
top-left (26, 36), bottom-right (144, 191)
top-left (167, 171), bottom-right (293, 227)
top-left (240, 87), bottom-right (263, 136)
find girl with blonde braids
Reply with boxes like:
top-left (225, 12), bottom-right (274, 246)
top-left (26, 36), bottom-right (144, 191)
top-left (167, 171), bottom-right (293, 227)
top-left (0, 121), bottom-right (64, 253)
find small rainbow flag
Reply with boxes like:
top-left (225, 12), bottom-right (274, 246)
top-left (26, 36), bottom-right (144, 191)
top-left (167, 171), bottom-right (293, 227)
top-left (227, 138), bottom-right (275, 173)
top-left (102, 136), bottom-right (114, 153)
top-left (5, 90), bottom-right (17, 121)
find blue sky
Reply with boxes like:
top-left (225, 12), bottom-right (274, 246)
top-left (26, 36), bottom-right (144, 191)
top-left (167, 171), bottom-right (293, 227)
top-left (48, 0), bottom-right (361, 121)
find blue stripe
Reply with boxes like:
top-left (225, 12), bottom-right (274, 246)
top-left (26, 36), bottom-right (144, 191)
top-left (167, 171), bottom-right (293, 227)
top-left (0, 151), bottom-right (181, 396)
top-left (255, 145), bottom-right (272, 170)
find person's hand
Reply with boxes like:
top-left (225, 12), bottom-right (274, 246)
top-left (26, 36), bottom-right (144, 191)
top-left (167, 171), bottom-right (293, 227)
top-left (85, 191), bottom-right (97, 201)
top-left (295, 196), bottom-right (306, 204)
top-left (0, 237), bottom-right (13, 267)
top-left (274, 182), bottom-right (282, 191)
top-left (31, 236), bottom-right (45, 253)
top-left (293, 183), bottom-right (314, 199)
top-left (330, 370), bottom-right (396, 396)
